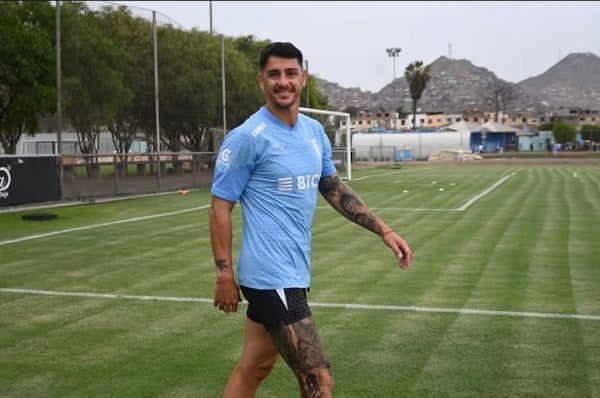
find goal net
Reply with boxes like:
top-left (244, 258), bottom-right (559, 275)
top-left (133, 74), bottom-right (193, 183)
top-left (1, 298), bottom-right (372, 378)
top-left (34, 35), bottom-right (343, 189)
top-left (299, 107), bottom-right (352, 181)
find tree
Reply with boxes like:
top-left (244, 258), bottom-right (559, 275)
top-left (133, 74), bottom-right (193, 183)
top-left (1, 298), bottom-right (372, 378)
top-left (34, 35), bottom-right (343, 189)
top-left (233, 35), bottom-right (269, 70)
top-left (222, 37), bottom-right (266, 132)
top-left (395, 105), bottom-right (408, 119)
top-left (485, 81), bottom-right (502, 122)
top-left (404, 61), bottom-right (431, 132)
top-left (342, 106), bottom-right (361, 117)
top-left (580, 124), bottom-right (600, 142)
top-left (499, 82), bottom-right (517, 123)
top-left (156, 27), bottom-right (219, 154)
top-left (552, 121), bottom-right (576, 143)
top-left (0, 1), bottom-right (55, 154)
top-left (305, 75), bottom-right (329, 110)
top-left (96, 5), bottom-right (153, 157)
top-left (61, 2), bottom-right (131, 163)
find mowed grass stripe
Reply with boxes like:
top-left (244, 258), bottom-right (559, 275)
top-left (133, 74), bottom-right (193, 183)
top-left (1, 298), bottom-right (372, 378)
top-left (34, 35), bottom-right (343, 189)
top-left (506, 317), bottom-right (594, 397)
top-left (565, 166), bottom-right (600, 315)
top-left (466, 167), bottom-right (575, 313)
top-left (406, 168), bottom-right (532, 395)
top-left (472, 167), bottom-right (589, 397)
top-left (412, 315), bottom-right (594, 397)
top-left (0, 295), bottom-right (241, 397)
top-left (412, 169), bottom-right (524, 309)
top-left (350, 165), bottom-right (509, 211)
top-left (316, 166), bottom-right (577, 396)
top-left (459, 168), bottom-right (540, 311)
top-left (0, 204), bottom-right (210, 246)
top-left (5, 290), bottom-right (595, 398)
top-left (562, 166), bottom-right (600, 397)
top-left (2, 164), bottom-right (600, 397)
top-left (406, 167), bottom-right (586, 396)
top-left (357, 166), bottom-right (516, 307)
top-left (0, 191), bottom-right (212, 242)
top-left (410, 316), bottom-right (513, 396)
top-left (496, 166), bottom-right (596, 397)
top-left (1, 209), bottom-right (208, 296)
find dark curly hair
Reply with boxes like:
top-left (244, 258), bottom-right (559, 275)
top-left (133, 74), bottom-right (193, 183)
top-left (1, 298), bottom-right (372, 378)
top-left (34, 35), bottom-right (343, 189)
top-left (259, 42), bottom-right (303, 70)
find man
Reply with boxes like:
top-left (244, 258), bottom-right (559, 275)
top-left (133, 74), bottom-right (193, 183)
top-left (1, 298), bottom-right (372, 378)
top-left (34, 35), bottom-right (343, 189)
top-left (209, 42), bottom-right (413, 398)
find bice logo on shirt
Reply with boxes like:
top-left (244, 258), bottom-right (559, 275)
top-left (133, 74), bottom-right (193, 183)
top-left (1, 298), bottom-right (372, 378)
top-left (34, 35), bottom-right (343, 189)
top-left (278, 174), bottom-right (320, 191)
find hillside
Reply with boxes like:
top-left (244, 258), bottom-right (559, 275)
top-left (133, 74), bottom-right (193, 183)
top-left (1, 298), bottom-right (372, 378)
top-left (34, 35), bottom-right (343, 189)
top-left (316, 52), bottom-right (600, 114)
top-left (519, 52), bottom-right (600, 109)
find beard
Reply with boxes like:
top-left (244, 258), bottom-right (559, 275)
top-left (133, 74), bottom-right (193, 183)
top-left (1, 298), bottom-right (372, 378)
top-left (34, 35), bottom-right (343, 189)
top-left (268, 88), bottom-right (300, 109)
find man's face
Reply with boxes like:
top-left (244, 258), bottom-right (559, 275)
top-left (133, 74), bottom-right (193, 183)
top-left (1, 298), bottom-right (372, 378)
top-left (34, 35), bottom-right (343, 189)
top-left (258, 56), bottom-right (306, 110)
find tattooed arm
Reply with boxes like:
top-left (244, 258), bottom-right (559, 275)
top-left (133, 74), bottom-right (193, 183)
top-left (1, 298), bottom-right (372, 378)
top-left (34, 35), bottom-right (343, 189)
top-left (319, 174), bottom-right (413, 269)
top-left (209, 195), bottom-right (241, 312)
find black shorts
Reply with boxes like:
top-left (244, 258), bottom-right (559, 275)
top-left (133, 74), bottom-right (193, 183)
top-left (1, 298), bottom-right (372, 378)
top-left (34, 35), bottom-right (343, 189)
top-left (240, 285), bottom-right (312, 331)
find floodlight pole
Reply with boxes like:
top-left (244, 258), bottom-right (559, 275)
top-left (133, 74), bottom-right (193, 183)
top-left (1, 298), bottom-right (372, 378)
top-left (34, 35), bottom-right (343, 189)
top-left (209, 1), bottom-right (213, 35)
top-left (153, 11), bottom-right (161, 190)
top-left (221, 35), bottom-right (226, 135)
top-left (55, 0), bottom-right (64, 199)
top-left (386, 47), bottom-right (401, 129)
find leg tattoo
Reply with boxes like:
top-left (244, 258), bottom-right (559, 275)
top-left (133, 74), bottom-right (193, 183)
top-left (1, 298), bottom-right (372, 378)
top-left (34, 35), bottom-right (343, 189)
top-left (269, 317), bottom-right (332, 397)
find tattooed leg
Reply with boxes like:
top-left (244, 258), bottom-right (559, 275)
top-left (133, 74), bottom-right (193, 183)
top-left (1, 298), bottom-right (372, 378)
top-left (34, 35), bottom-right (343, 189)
top-left (269, 317), bottom-right (333, 398)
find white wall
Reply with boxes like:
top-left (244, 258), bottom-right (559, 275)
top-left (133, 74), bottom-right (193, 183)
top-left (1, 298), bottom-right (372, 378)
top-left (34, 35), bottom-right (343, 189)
top-left (353, 131), bottom-right (472, 160)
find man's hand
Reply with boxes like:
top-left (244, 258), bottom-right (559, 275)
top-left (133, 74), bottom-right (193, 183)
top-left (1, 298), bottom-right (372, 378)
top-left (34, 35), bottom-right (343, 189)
top-left (381, 231), bottom-right (413, 269)
top-left (214, 279), bottom-right (241, 313)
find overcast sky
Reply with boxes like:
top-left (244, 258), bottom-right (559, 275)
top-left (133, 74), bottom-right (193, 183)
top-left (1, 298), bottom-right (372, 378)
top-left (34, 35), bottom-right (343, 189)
top-left (97, 1), bottom-right (600, 93)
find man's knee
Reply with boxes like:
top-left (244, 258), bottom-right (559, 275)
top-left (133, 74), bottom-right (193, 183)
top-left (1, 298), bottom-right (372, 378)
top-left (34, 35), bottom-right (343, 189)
top-left (255, 355), bottom-right (278, 380)
top-left (238, 354), bottom-right (278, 382)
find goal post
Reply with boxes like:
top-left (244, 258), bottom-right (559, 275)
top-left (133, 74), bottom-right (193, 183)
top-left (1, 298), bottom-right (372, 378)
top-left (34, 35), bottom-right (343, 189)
top-left (299, 107), bottom-right (352, 181)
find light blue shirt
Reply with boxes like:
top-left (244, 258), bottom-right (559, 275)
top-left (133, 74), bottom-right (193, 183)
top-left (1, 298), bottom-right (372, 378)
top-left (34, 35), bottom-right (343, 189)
top-left (211, 107), bottom-right (337, 289)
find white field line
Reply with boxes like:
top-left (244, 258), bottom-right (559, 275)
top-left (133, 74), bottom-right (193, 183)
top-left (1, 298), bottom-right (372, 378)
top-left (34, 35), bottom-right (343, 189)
top-left (352, 171), bottom-right (405, 181)
top-left (318, 174), bottom-right (512, 212)
top-left (2, 174), bottom-right (510, 245)
top-left (456, 174), bottom-right (512, 211)
top-left (2, 287), bottom-right (599, 322)
top-left (0, 188), bottom-right (199, 214)
top-left (0, 205), bottom-right (210, 246)
top-left (351, 167), bottom-right (438, 181)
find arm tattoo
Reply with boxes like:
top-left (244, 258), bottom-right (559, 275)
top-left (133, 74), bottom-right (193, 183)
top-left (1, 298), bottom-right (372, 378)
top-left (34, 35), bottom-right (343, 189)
top-left (319, 174), bottom-right (384, 235)
top-left (214, 259), bottom-right (231, 271)
top-left (270, 318), bottom-right (331, 397)
top-left (318, 174), bottom-right (341, 195)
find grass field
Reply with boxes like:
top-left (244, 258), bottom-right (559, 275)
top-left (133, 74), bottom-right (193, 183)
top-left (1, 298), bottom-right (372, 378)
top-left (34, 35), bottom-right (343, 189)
top-left (1, 162), bottom-right (600, 397)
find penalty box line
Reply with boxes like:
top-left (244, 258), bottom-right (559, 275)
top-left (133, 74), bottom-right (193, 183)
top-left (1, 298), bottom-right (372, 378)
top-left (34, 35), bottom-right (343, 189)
top-left (2, 174), bottom-right (511, 245)
top-left (1, 287), bottom-right (599, 322)
top-left (0, 205), bottom-right (210, 246)
top-left (318, 174), bottom-right (512, 212)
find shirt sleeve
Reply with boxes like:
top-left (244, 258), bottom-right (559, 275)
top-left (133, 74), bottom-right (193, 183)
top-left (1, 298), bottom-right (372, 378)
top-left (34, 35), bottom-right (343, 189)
top-left (320, 127), bottom-right (337, 178)
top-left (211, 130), bottom-right (254, 202)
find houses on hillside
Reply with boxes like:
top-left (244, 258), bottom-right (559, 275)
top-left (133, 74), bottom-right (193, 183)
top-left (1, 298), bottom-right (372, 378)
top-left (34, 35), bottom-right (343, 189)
top-left (341, 107), bottom-right (599, 133)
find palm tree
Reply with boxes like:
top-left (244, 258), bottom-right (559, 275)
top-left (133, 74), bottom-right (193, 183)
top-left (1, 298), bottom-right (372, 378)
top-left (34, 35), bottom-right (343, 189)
top-left (404, 61), bottom-right (432, 132)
